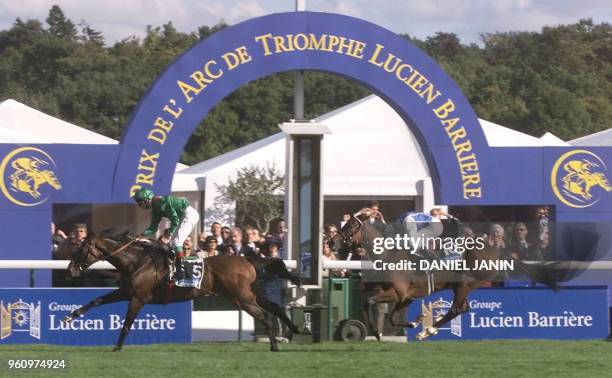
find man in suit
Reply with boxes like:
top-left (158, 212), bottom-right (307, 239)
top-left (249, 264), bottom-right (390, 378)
top-left (225, 227), bottom-right (256, 257)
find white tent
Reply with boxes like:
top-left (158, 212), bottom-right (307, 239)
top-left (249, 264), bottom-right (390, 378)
top-left (172, 94), bottom-right (572, 228)
top-left (539, 132), bottom-right (569, 146)
top-left (569, 128), bottom-right (612, 147)
top-left (0, 99), bottom-right (118, 144)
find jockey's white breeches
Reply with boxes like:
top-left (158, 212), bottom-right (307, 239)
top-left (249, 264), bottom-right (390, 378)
top-left (170, 206), bottom-right (199, 249)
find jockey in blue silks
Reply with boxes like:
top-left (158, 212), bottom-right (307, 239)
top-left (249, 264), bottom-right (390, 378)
top-left (397, 208), bottom-right (445, 238)
top-left (396, 208), bottom-right (450, 256)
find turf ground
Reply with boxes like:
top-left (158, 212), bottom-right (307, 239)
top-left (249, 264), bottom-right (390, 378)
top-left (1, 340), bottom-right (611, 377)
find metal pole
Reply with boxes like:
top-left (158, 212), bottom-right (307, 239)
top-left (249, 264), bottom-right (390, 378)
top-left (294, 0), bottom-right (305, 120)
top-left (238, 310), bottom-right (243, 342)
top-left (29, 269), bottom-right (34, 287)
top-left (327, 274), bottom-right (333, 341)
top-left (294, 72), bottom-right (304, 120)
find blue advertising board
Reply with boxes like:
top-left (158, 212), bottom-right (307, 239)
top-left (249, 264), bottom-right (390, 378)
top-left (406, 286), bottom-right (609, 340)
top-left (0, 288), bottom-right (191, 345)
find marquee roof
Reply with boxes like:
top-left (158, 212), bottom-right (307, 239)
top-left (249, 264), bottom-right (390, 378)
top-left (0, 99), bottom-right (118, 144)
top-left (174, 95), bottom-right (571, 194)
top-left (570, 128), bottom-right (612, 147)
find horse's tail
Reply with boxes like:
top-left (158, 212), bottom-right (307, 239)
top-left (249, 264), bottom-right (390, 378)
top-left (247, 256), bottom-right (300, 287)
top-left (513, 259), bottom-right (561, 292)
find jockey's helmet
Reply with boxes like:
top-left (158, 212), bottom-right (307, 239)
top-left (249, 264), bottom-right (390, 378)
top-left (133, 188), bottom-right (154, 208)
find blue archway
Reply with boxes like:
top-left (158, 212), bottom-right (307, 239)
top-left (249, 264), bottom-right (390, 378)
top-left (113, 12), bottom-right (492, 205)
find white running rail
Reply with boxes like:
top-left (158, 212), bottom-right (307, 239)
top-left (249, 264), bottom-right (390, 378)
top-left (0, 260), bottom-right (610, 270)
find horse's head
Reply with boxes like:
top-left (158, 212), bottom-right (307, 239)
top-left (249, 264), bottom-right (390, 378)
top-left (593, 172), bottom-right (612, 192)
top-left (54, 237), bottom-right (75, 259)
top-left (334, 208), bottom-right (373, 248)
top-left (41, 170), bottom-right (62, 190)
top-left (67, 233), bottom-right (107, 277)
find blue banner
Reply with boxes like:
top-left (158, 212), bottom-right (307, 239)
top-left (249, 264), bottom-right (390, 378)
top-left (0, 288), bottom-right (191, 345)
top-left (406, 286), bottom-right (609, 340)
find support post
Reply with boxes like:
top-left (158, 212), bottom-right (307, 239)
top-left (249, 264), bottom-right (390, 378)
top-left (280, 121), bottom-right (331, 288)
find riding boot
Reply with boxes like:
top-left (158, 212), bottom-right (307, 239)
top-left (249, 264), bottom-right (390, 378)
top-left (172, 247), bottom-right (185, 282)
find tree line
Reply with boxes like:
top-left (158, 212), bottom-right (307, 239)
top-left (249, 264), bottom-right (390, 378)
top-left (0, 5), bottom-right (610, 165)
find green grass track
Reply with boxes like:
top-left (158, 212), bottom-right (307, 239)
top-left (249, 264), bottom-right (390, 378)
top-left (1, 340), bottom-right (611, 377)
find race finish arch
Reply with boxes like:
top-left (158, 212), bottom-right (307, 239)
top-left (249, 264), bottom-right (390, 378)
top-left (0, 12), bottom-right (611, 287)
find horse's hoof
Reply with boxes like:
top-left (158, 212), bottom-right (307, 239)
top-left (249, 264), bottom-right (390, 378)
top-left (270, 346), bottom-right (279, 352)
top-left (375, 333), bottom-right (382, 342)
top-left (415, 331), bottom-right (427, 341)
top-left (112, 346), bottom-right (121, 352)
top-left (426, 327), bottom-right (438, 336)
top-left (62, 315), bottom-right (73, 324)
top-left (407, 322), bottom-right (419, 328)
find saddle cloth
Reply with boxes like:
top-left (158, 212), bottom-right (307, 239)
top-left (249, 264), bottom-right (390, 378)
top-left (175, 256), bottom-right (204, 289)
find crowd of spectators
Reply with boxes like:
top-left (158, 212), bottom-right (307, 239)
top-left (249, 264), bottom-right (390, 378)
top-left (468, 206), bottom-right (551, 262)
top-left (51, 204), bottom-right (551, 287)
top-left (174, 218), bottom-right (287, 262)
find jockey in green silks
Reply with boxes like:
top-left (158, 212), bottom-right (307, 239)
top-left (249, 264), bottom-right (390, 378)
top-left (133, 188), bottom-right (200, 280)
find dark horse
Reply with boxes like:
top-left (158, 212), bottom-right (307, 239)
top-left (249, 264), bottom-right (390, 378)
top-left (59, 233), bottom-right (300, 351)
top-left (332, 208), bottom-right (559, 340)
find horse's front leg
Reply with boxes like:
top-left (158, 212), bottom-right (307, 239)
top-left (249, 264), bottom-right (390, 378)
top-left (113, 298), bottom-right (145, 352)
top-left (63, 289), bottom-right (127, 323)
top-left (387, 299), bottom-right (415, 328)
top-left (363, 288), bottom-right (398, 341)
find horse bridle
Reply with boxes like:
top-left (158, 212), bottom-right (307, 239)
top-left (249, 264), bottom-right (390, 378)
top-left (75, 239), bottom-right (106, 271)
top-left (76, 238), bottom-right (137, 271)
top-left (337, 213), bottom-right (366, 248)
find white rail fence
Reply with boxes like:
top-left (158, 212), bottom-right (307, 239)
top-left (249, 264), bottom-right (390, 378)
top-left (1, 260), bottom-right (612, 270)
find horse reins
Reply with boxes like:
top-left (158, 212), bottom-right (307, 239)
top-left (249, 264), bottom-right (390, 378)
top-left (108, 238), bottom-right (139, 257)
top-left (337, 212), bottom-right (366, 246)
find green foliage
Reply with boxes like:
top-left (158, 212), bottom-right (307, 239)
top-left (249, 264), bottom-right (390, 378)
top-left (0, 5), bottom-right (610, 162)
top-left (46, 5), bottom-right (77, 40)
top-left (216, 165), bottom-right (284, 232)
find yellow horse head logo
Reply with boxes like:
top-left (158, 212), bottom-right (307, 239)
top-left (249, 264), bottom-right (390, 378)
top-left (9, 157), bottom-right (62, 199)
top-left (551, 150), bottom-right (611, 208)
top-left (0, 147), bottom-right (62, 207)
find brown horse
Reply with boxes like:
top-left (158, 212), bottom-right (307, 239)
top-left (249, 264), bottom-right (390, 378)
top-left (59, 233), bottom-right (300, 351)
top-left (332, 208), bottom-right (559, 340)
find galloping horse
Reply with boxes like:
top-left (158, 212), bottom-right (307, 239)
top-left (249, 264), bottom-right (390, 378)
top-left (9, 157), bottom-right (61, 198)
top-left (332, 208), bottom-right (559, 340)
top-left (59, 233), bottom-right (300, 351)
top-left (562, 159), bottom-right (612, 201)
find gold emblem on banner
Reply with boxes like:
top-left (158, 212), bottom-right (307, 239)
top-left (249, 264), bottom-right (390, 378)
top-left (551, 150), bottom-right (611, 208)
top-left (0, 299), bottom-right (41, 340)
top-left (0, 147), bottom-right (62, 206)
